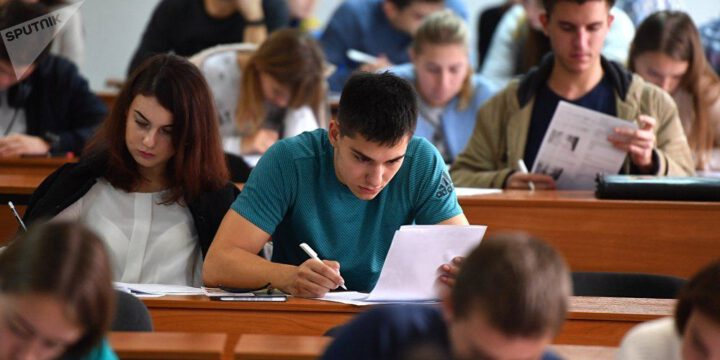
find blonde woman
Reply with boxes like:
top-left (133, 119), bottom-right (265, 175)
top-left (391, 10), bottom-right (497, 162)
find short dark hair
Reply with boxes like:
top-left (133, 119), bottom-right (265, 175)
top-left (85, 54), bottom-right (229, 205)
top-left (675, 260), bottom-right (720, 334)
top-left (452, 233), bottom-right (571, 337)
top-left (541, 0), bottom-right (615, 18)
top-left (387, 0), bottom-right (444, 10)
top-left (337, 72), bottom-right (417, 146)
top-left (0, 221), bottom-right (115, 357)
top-left (0, 0), bottom-right (52, 65)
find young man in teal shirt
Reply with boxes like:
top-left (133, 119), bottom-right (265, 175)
top-left (204, 72), bottom-right (468, 298)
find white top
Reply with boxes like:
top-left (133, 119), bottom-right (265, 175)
top-left (196, 48), bottom-right (320, 157)
top-left (617, 317), bottom-right (682, 360)
top-left (54, 179), bottom-right (202, 286)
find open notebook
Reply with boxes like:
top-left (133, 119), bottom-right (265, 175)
top-left (317, 225), bottom-right (486, 306)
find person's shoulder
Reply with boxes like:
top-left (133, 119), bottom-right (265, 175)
top-left (629, 74), bottom-right (676, 107)
top-left (471, 74), bottom-right (500, 99)
top-left (407, 136), bottom-right (439, 160)
top-left (350, 304), bottom-right (443, 331)
top-left (266, 129), bottom-right (328, 162)
top-left (618, 317), bottom-right (680, 359)
top-left (334, 0), bottom-right (376, 16)
top-left (388, 63), bottom-right (415, 82)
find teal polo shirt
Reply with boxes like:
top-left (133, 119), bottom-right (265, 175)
top-left (231, 129), bottom-right (462, 292)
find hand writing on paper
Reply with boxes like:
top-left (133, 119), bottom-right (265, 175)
top-left (608, 115), bottom-right (656, 173)
top-left (290, 259), bottom-right (345, 298)
top-left (358, 54), bottom-right (392, 73)
top-left (435, 256), bottom-right (464, 298)
top-left (241, 128), bottom-right (279, 155)
top-left (0, 134), bottom-right (50, 157)
top-left (506, 172), bottom-right (556, 190)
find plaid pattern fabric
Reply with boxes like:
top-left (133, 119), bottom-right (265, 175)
top-left (700, 19), bottom-right (720, 75)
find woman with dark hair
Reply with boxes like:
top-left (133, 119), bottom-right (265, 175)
top-left (22, 54), bottom-right (239, 286)
top-left (618, 260), bottom-right (720, 359)
top-left (630, 11), bottom-right (720, 172)
top-left (0, 221), bottom-right (116, 360)
top-left (191, 28), bottom-right (327, 158)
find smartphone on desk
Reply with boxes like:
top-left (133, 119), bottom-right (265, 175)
top-left (208, 285), bottom-right (288, 302)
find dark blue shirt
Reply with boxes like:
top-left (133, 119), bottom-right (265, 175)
top-left (321, 305), bottom-right (562, 360)
top-left (524, 74), bottom-right (616, 168)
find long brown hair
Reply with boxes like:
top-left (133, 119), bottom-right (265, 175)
top-left (0, 221), bottom-right (115, 357)
top-left (411, 9), bottom-right (474, 110)
top-left (629, 11), bottom-right (720, 170)
top-left (85, 54), bottom-right (229, 204)
top-left (236, 28), bottom-right (326, 134)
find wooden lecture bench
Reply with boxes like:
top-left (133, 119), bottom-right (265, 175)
top-left (109, 331), bottom-right (226, 360)
top-left (458, 190), bottom-right (720, 278)
top-left (143, 295), bottom-right (674, 352)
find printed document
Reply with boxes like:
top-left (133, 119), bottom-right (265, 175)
top-left (532, 101), bottom-right (637, 190)
top-left (317, 225), bottom-right (486, 305)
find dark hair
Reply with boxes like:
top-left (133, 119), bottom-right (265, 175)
top-left (85, 54), bottom-right (229, 205)
top-left (337, 72), bottom-right (417, 146)
top-left (388, 0), bottom-right (443, 10)
top-left (675, 260), bottom-right (720, 334)
top-left (0, 0), bottom-right (52, 65)
top-left (237, 28), bottom-right (326, 133)
top-left (629, 11), bottom-right (720, 170)
top-left (541, 0), bottom-right (615, 18)
top-left (452, 233), bottom-right (571, 337)
top-left (0, 221), bottom-right (115, 357)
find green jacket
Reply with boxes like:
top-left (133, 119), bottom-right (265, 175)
top-left (450, 56), bottom-right (695, 188)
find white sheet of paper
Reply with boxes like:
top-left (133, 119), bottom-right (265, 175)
top-left (532, 101), bottom-right (637, 190)
top-left (454, 187), bottom-right (503, 197)
top-left (367, 225), bottom-right (485, 301)
top-left (114, 282), bottom-right (205, 297)
top-left (316, 225), bottom-right (485, 304)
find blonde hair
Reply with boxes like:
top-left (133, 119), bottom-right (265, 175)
top-left (411, 9), bottom-right (474, 110)
top-left (236, 29), bottom-right (326, 134)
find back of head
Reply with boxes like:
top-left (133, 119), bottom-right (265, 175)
top-left (87, 53), bottom-right (229, 204)
top-left (337, 72), bottom-right (418, 146)
top-left (0, 221), bottom-right (115, 356)
top-left (675, 260), bottom-right (720, 334)
top-left (0, 0), bottom-right (52, 66)
top-left (411, 9), bottom-right (468, 55)
top-left (541, 0), bottom-right (615, 18)
top-left (452, 233), bottom-right (571, 337)
top-left (388, 0), bottom-right (444, 11)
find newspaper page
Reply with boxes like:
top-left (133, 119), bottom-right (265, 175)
top-left (531, 101), bottom-right (637, 190)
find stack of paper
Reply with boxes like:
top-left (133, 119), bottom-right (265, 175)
top-left (114, 282), bottom-right (205, 297)
top-left (318, 225), bottom-right (486, 306)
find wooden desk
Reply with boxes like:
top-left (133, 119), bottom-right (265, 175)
top-left (234, 334), bottom-right (331, 360)
top-left (459, 190), bottom-right (720, 278)
top-left (550, 345), bottom-right (617, 360)
top-left (0, 156), bottom-right (74, 176)
top-left (144, 296), bottom-right (673, 348)
top-left (109, 332), bottom-right (226, 360)
top-left (98, 91), bottom-right (118, 110)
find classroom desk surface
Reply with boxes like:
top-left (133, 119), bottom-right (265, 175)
top-left (233, 334), bottom-right (618, 360)
top-left (143, 295), bottom-right (674, 348)
top-left (109, 332), bottom-right (226, 360)
top-left (458, 190), bottom-right (720, 278)
top-left (0, 156), bottom-right (74, 176)
top-left (234, 334), bottom-right (332, 360)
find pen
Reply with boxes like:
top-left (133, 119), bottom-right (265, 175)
top-left (299, 242), bottom-right (348, 290)
top-left (517, 160), bottom-right (535, 191)
top-left (7, 201), bottom-right (27, 231)
top-left (346, 49), bottom-right (379, 64)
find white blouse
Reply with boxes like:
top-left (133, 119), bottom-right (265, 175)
top-left (54, 179), bottom-right (202, 286)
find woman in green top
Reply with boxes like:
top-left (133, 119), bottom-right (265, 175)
top-left (0, 222), bottom-right (117, 360)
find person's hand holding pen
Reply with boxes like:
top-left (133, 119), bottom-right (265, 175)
top-left (505, 159), bottom-right (557, 190)
top-left (289, 243), bottom-right (347, 298)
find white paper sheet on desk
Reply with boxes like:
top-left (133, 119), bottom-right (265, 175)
top-left (114, 282), bottom-right (205, 297)
top-left (454, 187), bottom-right (503, 196)
top-left (317, 225), bottom-right (485, 304)
top-left (532, 101), bottom-right (637, 190)
top-left (319, 291), bottom-right (439, 306)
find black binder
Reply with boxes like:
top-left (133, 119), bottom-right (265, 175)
top-left (595, 175), bottom-right (720, 201)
